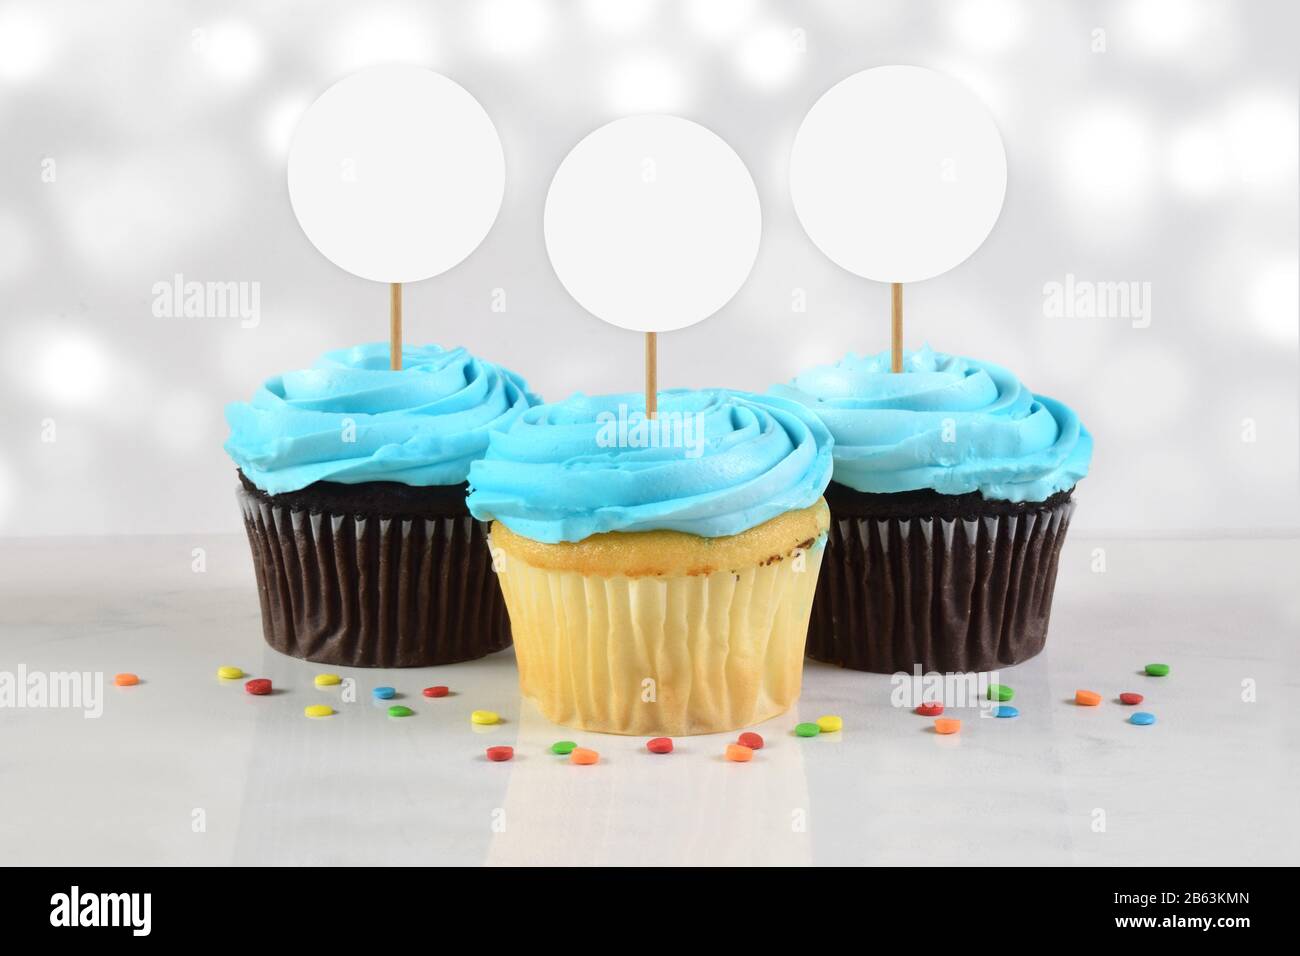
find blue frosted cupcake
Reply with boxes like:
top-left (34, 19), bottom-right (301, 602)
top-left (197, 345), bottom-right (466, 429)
top-left (772, 346), bottom-right (1092, 673)
top-left (226, 343), bottom-right (538, 667)
top-left (467, 389), bottom-right (833, 736)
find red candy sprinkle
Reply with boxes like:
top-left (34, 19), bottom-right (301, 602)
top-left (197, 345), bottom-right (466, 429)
top-left (916, 702), bottom-right (944, 716)
top-left (737, 732), bottom-right (764, 750)
top-left (244, 678), bottom-right (272, 696)
top-left (646, 737), bottom-right (674, 754)
top-left (423, 686), bottom-right (449, 698)
top-left (1119, 692), bottom-right (1144, 706)
top-left (485, 746), bottom-right (514, 762)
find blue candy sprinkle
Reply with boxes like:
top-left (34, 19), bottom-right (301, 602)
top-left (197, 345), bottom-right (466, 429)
top-left (995, 705), bottom-right (1019, 718)
top-left (1130, 711), bottom-right (1156, 726)
top-left (372, 686), bottom-right (396, 700)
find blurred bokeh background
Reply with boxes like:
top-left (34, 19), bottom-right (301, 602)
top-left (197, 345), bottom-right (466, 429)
top-left (0, 0), bottom-right (1295, 536)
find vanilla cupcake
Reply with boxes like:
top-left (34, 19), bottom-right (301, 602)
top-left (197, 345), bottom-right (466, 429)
top-left (226, 342), bottom-right (538, 667)
top-left (467, 389), bottom-right (834, 736)
top-left (772, 346), bottom-right (1092, 673)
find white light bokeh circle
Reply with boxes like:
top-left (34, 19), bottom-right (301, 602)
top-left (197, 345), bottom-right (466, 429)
top-left (196, 20), bottom-right (263, 84)
top-left (583, 0), bottom-right (657, 31)
top-left (0, 7), bottom-right (52, 82)
top-left (607, 54), bottom-right (688, 113)
top-left (544, 115), bottom-right (762, 333)
top-left (477, 0), bottom-right (552, 58)
top-left (790, 65), bottom-right (1007, 284)
top-left (329, 11), bottom-right (438, 74)
top-left (948, 0), bottom-right (1026, 53)
top-left (685, 0), bottom-right (758, 38)
top-left (1249, 258), bottom-right (1299, 345)
top-left (736, 24), bottom-right (803, 89)
top-left (287, 66), bottom-right (505, 284)
top-left (1058, 103), bottom-right (1154, 207)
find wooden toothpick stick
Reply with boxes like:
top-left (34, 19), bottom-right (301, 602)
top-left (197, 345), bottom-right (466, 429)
top-left (890, 282), bottom-right (903, 373)
top-left (645, 331), bottom-right (657, 419)
top-left (390, 282), bottom-right (403, 371)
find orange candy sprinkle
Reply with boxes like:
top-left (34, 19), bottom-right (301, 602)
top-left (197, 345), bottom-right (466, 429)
top-left (934, 718), bottom-right (961, 735)
top-left (114, 673), bottom-right (139, 686)
top-left (1075, 689), bottom-right (1102, 706)
top-left (725, 743), bottom-right (754, 762)
top-left (569, 747), bottom-right (599, 766)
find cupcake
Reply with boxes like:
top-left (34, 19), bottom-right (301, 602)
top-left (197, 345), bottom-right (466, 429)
top-left (466, 389), bottom-right (834, 736)
top-left (772, 346), bottom-right (1092, 673)
top-left (226, 342), bottom-right (539, 667)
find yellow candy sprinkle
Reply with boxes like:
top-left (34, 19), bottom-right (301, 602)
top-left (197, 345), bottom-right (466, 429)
top-left (314, 673), bottom-right (342, 687)
top-left (471, 709), bottom-right (500, 725)
top-left (217, 665), bottom-right (244, 680)
top-left (304, 705), bottom-right (334, 718)
top-left (816, 714), bottom-right (843, 733)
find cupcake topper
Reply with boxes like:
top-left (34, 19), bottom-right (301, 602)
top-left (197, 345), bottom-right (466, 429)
top-left (288, 66), bottom-right (505, 370)
top-left (790, 66), bottom-right (1007, 371)
top-left (544, 115), bottom-right (761, 416)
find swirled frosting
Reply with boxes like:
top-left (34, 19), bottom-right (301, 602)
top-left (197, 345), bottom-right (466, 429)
top-left (225, 343), bottom-right (539, 494)
top-left (466, 389), bottom-right (834, 543)
top-left (771, 346), bottom-right (1091, 502)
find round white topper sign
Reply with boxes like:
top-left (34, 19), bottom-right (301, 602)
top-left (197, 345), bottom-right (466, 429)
top-left (287, 65), bottom-right (505, 284)
top-left (544, 115), bottom-right (761, 333)
top-left (790, 65), bottom-right (1007, 284)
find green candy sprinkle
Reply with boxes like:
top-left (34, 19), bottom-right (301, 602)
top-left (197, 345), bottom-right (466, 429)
top-left (795, 722), bottom-right (821, 737)
top-left (987, 684), bottom-right (1014, 702)
top-left (387, 705), bottom-right (414, 717)
top-left (1145, 663), bottom-right (1170, 677)
top-left (550, 740), bottom-right (577, 755)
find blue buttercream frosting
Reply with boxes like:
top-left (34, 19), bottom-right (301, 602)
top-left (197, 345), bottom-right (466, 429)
top-left (225, 343), bottom-right (539, 494)
top-left (770, 346), bottom-right (1091, 502)
top-left (466, 389), bottom-right (834, 543)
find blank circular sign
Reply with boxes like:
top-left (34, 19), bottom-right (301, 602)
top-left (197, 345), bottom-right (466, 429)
top-left (790, 65), bottom-right (1006, 284)
top-left (288, 66), bottom-right (504, 284)
top-left (544, 115), bottom-right (761, 333)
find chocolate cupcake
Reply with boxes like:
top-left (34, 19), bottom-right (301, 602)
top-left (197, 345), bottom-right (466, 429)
top-left (225, 342), bottom-right (539, 667)
top-left (772, 346), bottom-right (1091, 673)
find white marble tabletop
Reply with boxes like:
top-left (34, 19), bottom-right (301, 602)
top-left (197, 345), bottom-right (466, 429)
top-left (2, 532), bottom-right (1296, 866)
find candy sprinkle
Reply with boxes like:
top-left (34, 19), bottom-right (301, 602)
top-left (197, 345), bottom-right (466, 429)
top-left (569, 747), bottom-right (599, 765)
top-left (486, 746), bottom-right (514, 762)
top-left (304, 704), bottom-right (333, 718)
top-left (1119, 692), bottom-right (1144, 706)
top-left (1145, 663), bottom-right (1170, 677)
top-left (725, 743), bottom-right (754, 762)
top-left (372, 686), bottom-right (396, 700)
top-left (737, 732), bottom-right (763, 750)
top-left (995, 705), bottom-right (1019, 718)
top-left (816, 715), bottom-right (843, 734)
top-left (934, 718), bottom-right (961, 735)
top-left (387, 705), bottom-right (414, 718)
top-left (217, 665), bottom-right (244, 680)
top-left (646, 737), bottom-right (673, 754)
top-left (795, 722), bottom-right (821, 738)
top-left (314, 673), bottom-right (341, 687)
top-left (244, 678), bottom-right (272, 696)
top-left (471, 710), bottom-right (500, 726)
top-left (422, 686), bottom-right (449, 698)
top-left (114, 673), bottom-right (139, 687)
top-left (1130, 712), bottom-right (1157, 726)
top-left (916, 702), bottom-right (944, 717)
top-left (988, 684), bottom-right (1013, 702)
top-left (550, 740), bottom-right (578, 755)
top-left (1075, 689), bottom-right (1102, 706)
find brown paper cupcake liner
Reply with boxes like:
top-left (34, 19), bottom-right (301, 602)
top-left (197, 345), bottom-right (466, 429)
top-left (808, 491), bottom-right (1075, 673)
top-left (237, 487), bottom-right (510, 667)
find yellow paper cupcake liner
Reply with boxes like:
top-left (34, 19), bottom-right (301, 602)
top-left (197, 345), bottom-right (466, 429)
top-left (493, 531), bottom-right (826, 736)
